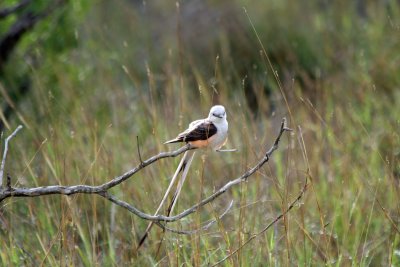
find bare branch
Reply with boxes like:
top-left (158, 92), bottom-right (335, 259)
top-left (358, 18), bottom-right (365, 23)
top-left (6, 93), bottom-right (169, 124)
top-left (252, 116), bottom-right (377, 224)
top-left (100, 144), bottom-right (193, 190)
top-left (0, 143), bottom-right (194, 201)
top-left (0, 118), bottom-right (291, 238)
top-left (0, 125), bottom-right (23, 188)
top-left (101, 119), bottom-right (291, 223)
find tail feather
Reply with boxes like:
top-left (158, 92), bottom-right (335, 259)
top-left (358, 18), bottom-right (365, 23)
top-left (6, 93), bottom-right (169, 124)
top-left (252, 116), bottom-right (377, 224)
top-left (164, 138), bottom-right (182, 144)
top-left (135, 151), bottom-right (189, 252)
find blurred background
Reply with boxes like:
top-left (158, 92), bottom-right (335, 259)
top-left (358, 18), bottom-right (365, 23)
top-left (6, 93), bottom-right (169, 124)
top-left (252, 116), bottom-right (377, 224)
top-left (0, 0), bottom-right (399, 265)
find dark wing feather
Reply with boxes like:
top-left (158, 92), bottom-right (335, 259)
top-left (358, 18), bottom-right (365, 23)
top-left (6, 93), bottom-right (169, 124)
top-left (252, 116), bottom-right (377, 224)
top-left (178, 121), bottom-right (217, 142)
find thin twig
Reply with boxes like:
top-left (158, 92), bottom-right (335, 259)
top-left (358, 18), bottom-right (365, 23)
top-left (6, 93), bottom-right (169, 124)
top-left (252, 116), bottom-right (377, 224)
top-left (155, 200), bottom-right (234, 235)
top-left (6, 173), bottom-right (11, 190)
top-left (211, 176), bottom-right (309, 266)
top-left (0, 125), bottom-right (23, 188)
top-left (374, 190), bottom-right (400, 234)
top-left (136, 136), bottom-right (143, 165)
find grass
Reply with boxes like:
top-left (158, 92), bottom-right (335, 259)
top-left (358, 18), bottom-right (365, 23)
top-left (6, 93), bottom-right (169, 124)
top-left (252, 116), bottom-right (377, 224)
top-left (1, 0), bottom-right (400, 266)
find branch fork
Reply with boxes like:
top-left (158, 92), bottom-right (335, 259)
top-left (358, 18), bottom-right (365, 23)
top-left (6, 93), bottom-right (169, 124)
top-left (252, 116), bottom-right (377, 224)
top-left (0, 118), bottom-right (294, 239)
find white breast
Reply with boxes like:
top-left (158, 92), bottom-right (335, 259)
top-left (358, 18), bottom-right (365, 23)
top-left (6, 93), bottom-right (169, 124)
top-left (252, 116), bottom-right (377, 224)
top-left (209, 120), bottom-right (228, 150)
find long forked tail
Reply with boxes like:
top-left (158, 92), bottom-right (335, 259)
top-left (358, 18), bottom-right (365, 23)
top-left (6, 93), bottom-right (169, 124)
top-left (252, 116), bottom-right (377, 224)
top-left (163, 138), bottom-right (182, 144)
top-left (167, 151), bottom-right (195, 215)
top-left (153, 151), bottom-right (196, 256)
top-left (136, 150), bottom-right (191, 251)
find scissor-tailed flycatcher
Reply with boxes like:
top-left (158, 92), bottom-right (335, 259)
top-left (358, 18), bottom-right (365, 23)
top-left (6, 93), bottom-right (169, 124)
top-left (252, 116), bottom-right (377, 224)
top-left (137, 105), bottom-right (229, 251)
top-left (164, 105), bottom-right (228, 150)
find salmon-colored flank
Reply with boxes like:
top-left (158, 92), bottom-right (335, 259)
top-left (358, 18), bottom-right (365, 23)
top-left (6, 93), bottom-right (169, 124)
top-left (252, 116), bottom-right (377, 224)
top-left (188, 134), bottom-right (218, 148)
top-left (188, 139), bottom-right (210, 148)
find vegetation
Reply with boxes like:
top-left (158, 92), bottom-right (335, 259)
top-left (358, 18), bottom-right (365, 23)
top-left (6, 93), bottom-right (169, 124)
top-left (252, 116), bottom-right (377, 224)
top-left (1, 0), bottom-right (399, 265)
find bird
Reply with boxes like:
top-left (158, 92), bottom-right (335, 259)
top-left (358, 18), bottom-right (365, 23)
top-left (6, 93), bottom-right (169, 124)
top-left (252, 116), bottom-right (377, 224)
top-left (164, 105), bottom-right (228, 151)
top-left (136, 105), bottom-right (229, 251)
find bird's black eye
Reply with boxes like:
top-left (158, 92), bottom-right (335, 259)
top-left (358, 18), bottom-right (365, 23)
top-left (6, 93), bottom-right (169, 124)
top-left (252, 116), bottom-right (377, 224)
top-left (212, 112), bottom-right (222, 118)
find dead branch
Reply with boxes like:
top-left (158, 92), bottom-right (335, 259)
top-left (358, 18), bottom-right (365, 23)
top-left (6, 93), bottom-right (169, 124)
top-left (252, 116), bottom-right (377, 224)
top-left (0, 118), bottom-right (291, 235)
top-left (101, 118), bottom-right (290, 224)
top-left (0, 143), bottom-right (194, 202)
top-left (0, 125), bottom-right (23, 187)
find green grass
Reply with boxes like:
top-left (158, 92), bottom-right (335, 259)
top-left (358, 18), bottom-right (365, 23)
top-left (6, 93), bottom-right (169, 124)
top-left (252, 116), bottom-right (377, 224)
top-left (1, 0), bottom-right (400, 266)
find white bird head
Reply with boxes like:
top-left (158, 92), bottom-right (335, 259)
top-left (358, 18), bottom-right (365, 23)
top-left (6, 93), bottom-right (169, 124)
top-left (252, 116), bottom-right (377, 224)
top-left (208, 105), bottom-right (226, 122)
